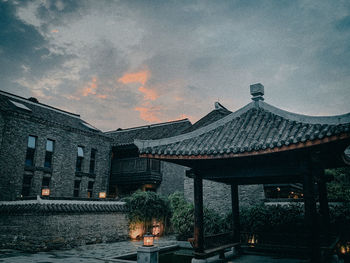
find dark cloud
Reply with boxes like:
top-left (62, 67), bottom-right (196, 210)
top-left (0, 0), bottom-right (349, 130)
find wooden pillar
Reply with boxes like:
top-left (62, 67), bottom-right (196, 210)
top-left (318, 172), bottom-right (331, 242)
top-left (231, 183), bottom-right (240, 243)
top-left (303, 170), bottom-right (321, 262)
top-left (194, 174), bottom-right (204, 254)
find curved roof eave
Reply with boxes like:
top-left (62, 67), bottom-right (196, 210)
top-left (134, 101), bottom-right (350, 151)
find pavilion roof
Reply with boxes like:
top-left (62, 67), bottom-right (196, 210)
top-left (135, 85), bottom-right (350, 160)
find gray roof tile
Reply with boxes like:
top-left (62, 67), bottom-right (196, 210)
top-left (0, 90), bottom-right (107, 136)
top-left (135, 101), bottom-right (350, 158)
top-left (106, 119), bottom-right (191, 146)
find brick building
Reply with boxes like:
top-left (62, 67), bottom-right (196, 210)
top-left (0, 88), bottom-right (287, 212)
top-left (0, 90), bottom-right (112, 201)
top-left (106, 119), bottom-right (191, 197)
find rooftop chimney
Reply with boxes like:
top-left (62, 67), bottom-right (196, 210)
top-left (250, 83), bottom-right (264, 101)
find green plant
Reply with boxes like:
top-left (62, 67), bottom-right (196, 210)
top-left (125, 190), bottom-right (170, 232)
top-left (169, 193), bottom-right (226, 240)
top-left (168, 191), bottom-right (187, 211)
top-left (326, 168), bottom-right (350, 201)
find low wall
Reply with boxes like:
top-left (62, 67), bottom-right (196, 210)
top-left (0, 198), bottom-right (129, 251)
top-left (184, 176), bottom-right (265, 215)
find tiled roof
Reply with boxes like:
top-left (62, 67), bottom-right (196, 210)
top-left (0, 199), bottom-right (127, 214)
top-left (135, 101), bottom-right (350, 159)
top-left (106, 119), bottom-right (192, 146)
top-left (182, 102), bottom-right (231, 133)
top-left (0, 90), bottom-right (105, 135)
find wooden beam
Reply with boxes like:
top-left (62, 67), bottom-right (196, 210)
top-left (303, 168), bottom-right (321, 262)
top-left (194, 173), bottom-right (204, 254)
top-left (198, 164), bottom-right (307, 182)
top-left (231, 184), bottom-right (240, 243)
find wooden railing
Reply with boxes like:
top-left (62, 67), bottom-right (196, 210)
top-left (110, 158), bottom-right (162, 184)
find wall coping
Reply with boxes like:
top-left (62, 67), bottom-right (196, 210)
top-left (0, 196), bottom-right (127, 214)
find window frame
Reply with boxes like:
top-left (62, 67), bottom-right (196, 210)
top-left (76, 146), bottom-right (84, 172)
top-left (44, 139), bottom-right (55, 168)
top-left (73, 180), bottom-right (81, 197)
top-left (89, 148), bottom-right (97, 174)
top-left (87, 181), bottom-right (94, 198)
top-left (25, 135), bottom-right (37, 167)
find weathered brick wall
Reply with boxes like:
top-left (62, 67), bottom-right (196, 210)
top-left (0, 114), bottom-right (111, 201)
top-left (0, 200), bottom-right (128, 251)
top-left (157, 161), bottom-right (188, 196)
top-left (0, 112), bottom-right (4, 149)
top-left (184, 176), bottom-right (265, 214)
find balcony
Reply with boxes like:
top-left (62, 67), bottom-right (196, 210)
top-left (110, 157), bottom-right (162, 185)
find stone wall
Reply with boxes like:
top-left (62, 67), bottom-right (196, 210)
top-left (0, 199), bottom-right (128, 251)
top-left (0, 113), bottom-right (112, 201)
top-left (0, 112), bottom-right (4, 149)
top-left (157, 161), bottom-right (188, 196)
top-left (184, 176), bottom-right (265, 214)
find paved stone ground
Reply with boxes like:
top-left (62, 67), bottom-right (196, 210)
top-left (0, 237), bottom-right (308, 263)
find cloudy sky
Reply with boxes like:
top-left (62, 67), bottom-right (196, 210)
top-left (1, 0), bottom-right (350, 131)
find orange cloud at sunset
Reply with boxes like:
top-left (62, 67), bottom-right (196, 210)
top-left (82, 77), bottom-right (97, 96)
top-left (97, 94), bottom-right (107, 99)
top-left (138, 86), bottom-right (158, 101)
top-left (167, 114), bottom-right (192, 122)
top-left (134, 103), bottom-right (161, 123)
top-left (118, 70), bottom-right (150, 85)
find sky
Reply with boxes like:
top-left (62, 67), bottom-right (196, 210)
top-left (1, 0), bottom-right (350, 131)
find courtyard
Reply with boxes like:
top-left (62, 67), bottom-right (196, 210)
top-left (0, 237), bottom-right (308, 263)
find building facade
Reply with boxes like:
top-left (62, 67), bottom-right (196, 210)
top-left (0, 89), bottom-right (276, 212)
top-left (106, 119), bottom-right (191, 197)
top-left (0, 90), bottom-right (112, 201)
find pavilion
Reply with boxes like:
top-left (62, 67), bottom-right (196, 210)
top-left (135, 83), bottom-right (350, 262)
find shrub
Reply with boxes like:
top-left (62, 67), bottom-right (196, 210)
top-left (326, 168), bottom-right (350, 201)
top-left (168, 191), bottom-right (187, 211)
top-left (171, 202), bottom-right (194, 240)
top-left (169, 193), bottom-right (226, 240)
top-left (125, 191), bottom-right (170, 232)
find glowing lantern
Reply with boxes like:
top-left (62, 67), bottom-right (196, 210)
top-left (143, 233), bottom-right (154, 247)
top-left (41, 188), bottom-right (50, 196)
top-left (99, 192), bottom-right (106, 198)
top-left (341, 246), bottom-right (346, 254)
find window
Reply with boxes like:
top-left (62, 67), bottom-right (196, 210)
top-left (87, 181), bottom-right (94, 198)
top-left (21, 175), bottom-right (33, 197)
top-left (42, 177), bottom-right (50, 188)
top-left (10, 100), bottom-right (32, 111)
top-left (25, 136), bottom-right (36, 166)
top-left (89, 149), bottom-right (97, 174)
top-left (76, 146), bottom-right (84, 172)
top-left (73, 180), bottom-right (81, 197)
top-left (44, 139), bottom-right (54, 168)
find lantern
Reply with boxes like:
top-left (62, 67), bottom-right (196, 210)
top-left (99, 192), bottom-right (106, 198)
top-left (143, 233), bottom-right (154, 247)
top-left (41, 188), bottom-right (50, 196)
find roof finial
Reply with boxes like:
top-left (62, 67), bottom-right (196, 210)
top-left (250, 83), bottom-right (264, 101)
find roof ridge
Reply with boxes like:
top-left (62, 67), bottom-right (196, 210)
top-left (259, 101), bottom-right (350, 125)
top-left (105, 118), bottom-right (190, 134)
top-left (214, 101), bottom-right (230, 111)
top-left (0, 90), bottom-right (81, 119)
top-left (134, 103), bottom-right (255, 149)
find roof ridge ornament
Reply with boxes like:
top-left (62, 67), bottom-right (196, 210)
top-left (214, 101), bottom-right (228, 111)
top-left (250, 83), bottom-right (264, 101)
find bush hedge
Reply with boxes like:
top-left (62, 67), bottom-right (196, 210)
top-left (170, 196), bottom-right (350, 241)
top-left (125, 190), bottom-right (171, 232)
top-left (169, 192), bottom-right (225, 240)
